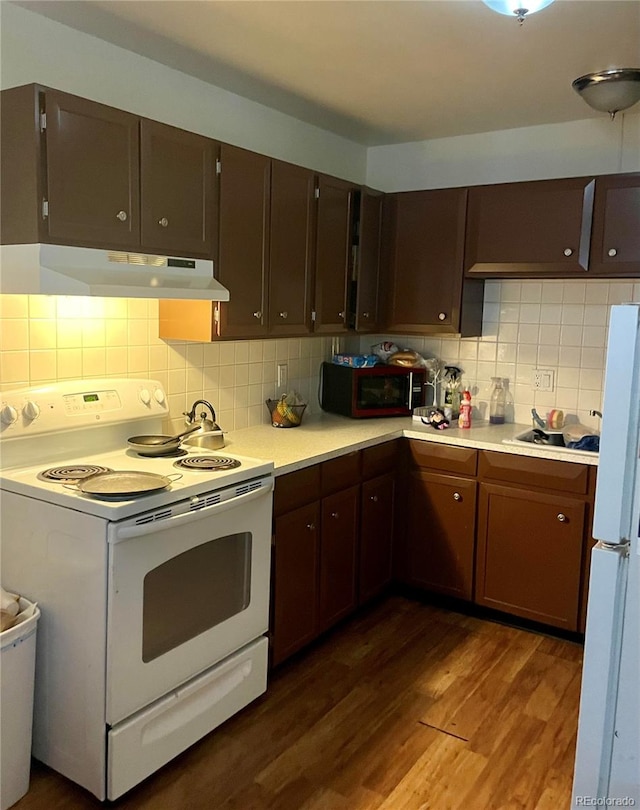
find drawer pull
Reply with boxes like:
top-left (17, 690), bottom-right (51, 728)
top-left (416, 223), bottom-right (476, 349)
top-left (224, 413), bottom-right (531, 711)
top-left (369, 495), bottom-right (378, 503)
top-left (608, 248), bottom-right (618, 257)
top-left (331, 511), bottom-right (339, 519)
top-left (158, 217), bottom-right (169, 228)
top-left (557, 513), bottom-right (568, 523)
top-left (563, 248), bottom-right (574, 257)
top-left (116, 210), bottom-right (128, 222)
top-left (306, 523), bottom-right (316, 531)
top-left (453, 492), bottom-right (462, 501)
top-left (253, 311), bottom-right (262, 319)
top-left (438, 312), bottom-right (447, 321)
top-left (279, 311), bottom-right (288, 319)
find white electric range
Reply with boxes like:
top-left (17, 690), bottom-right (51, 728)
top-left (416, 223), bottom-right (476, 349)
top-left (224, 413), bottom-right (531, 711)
top-left (0, 378), bottom-right (274, 800)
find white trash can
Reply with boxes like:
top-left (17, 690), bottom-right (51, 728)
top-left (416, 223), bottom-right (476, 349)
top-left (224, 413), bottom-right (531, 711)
top-left (0, 598), bottom-right (40, 810)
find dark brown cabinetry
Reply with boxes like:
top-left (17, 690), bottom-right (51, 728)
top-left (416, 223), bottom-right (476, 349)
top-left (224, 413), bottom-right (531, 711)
top-left (589, 173), bottom-right (640, 277)
top-left (0, 85), bottom-right (215, 258)
top-left (313, 175), bottom-right (355, 334)
top-left (358, 441), bottom-right (399, 603)
top-left (318, 486), bottom-right (359, 630)
top-left (216, 144), bottom-right (271, 338)
top-left (476, 451), bottom-right (589, 631)
top-left (464, 176), bottom-right (595, 277)
top-left (353, 188), bottom-right (383, 333)
top-left (381, 188), bottom-right (484, 336)
top-left (268, 160), bottom-right (315, 336)
top-left (402, 441), bottom-right (477, 599)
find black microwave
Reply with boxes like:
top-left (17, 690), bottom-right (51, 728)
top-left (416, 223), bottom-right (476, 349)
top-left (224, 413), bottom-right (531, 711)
top-left (320, 362), bottom-right (426, 418)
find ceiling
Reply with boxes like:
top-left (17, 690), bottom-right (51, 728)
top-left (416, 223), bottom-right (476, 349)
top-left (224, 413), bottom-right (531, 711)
top-left (14, 0), bottom-right (640, 146)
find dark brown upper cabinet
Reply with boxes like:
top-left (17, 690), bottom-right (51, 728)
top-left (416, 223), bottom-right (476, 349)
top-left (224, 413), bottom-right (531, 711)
top-left (465, 176), bottom-right (596, 277)
top-left (353, 188), bottom-right (383, 333)
top-left (0, 84), bottom-right (216, 260)
top-left (216, 144), bottom-right (271, 338)
top-left (380, 188), bottom-right (484, 336)
top-left (313, 175), bottom-right (355, 334)
top-left (268, 160), bottom-right (315, 336)
top-left (140, 119), bottom-right (215, 258)
top-left (588, 173), bottom-right (640, 277)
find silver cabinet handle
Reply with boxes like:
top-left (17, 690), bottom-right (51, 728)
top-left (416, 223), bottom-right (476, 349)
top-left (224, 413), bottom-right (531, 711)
top-left (253, 311), bottom-right (262, 319)
top-left (116, 210), bottom-right (128, 221)
top-left (338, 311), bottom-right (345, 319)
top-left (361, 312), bottom-right (370, 319)
top-left (159, 217), bottom-right (169, 228)
top-left (331, 512), bottom-right (339, 519)
top-left (557, 513), bottom-right (568, 522)
top-left (279, 311), bottom-right (288, 319)
top-left (306, 523), bottom-right (315, 531)
top-left (563, 248), bottom-right (573, 257)
top-left (370, 495), bottom-right (378, 502)
top-left (453, 492), bottom-right (462, 501)
top-left (608, 248), bottom-right (618, 257)
top-left (438, 312), bottom-right (447, 321)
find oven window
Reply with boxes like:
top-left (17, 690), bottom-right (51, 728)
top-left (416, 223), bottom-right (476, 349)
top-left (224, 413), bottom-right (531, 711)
top-left (142, 532), bottom-right (252, 662)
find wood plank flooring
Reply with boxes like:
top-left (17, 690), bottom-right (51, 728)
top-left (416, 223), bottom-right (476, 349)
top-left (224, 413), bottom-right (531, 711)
top-left (15, 597), bottom-right (583, 810)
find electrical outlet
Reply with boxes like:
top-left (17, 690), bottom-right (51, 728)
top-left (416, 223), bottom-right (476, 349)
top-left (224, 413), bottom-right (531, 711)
top-left (277, 363), bottom-right (288, 389)
top-left (532, 368), bottom-right (555, 392)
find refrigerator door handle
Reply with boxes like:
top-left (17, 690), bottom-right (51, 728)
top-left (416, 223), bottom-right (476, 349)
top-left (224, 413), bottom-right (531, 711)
top-left (572, 542), bottom-right (629, 805)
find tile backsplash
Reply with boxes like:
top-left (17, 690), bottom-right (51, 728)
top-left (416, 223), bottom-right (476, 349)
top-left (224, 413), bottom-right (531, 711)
top-left (0, 295), bottom-right (334, 431)
top-left (355, 279), bottom-right (640, 431)
top-left (1, 279), bottom-right (638, 432)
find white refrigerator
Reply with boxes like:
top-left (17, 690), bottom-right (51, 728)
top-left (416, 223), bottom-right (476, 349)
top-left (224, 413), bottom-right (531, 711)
top-left (572, 303), bottom-right (640, 807)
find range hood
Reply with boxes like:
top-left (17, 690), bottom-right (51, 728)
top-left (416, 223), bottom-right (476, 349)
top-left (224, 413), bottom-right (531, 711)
top-left (0, 244), bottom-right (230, 301)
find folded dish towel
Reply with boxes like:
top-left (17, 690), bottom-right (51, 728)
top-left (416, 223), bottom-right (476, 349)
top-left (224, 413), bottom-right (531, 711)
top-left (566, 435), bottom-right (600, 452)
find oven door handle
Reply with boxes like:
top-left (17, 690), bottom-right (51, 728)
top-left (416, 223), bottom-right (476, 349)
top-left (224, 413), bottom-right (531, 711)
top-left (111, 478), bottom-right (274, 541)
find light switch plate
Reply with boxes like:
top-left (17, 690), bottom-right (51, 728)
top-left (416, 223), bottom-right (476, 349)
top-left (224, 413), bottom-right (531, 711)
top-left (277, 363), bottom-right (288, 388)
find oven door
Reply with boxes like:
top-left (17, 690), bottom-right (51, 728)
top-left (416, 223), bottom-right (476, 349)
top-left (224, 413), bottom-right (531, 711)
top-left (106, 476), bottom-right (273, 724)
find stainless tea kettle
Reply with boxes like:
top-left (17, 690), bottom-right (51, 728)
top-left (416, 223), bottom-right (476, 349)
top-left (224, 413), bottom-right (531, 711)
top-left (183, 399), bottom-right (225, 449)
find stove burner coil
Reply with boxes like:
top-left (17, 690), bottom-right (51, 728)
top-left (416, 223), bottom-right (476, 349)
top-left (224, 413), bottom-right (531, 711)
top-left (38, 464), bottom-right (114, 483)
top-left (173, 456), bottom-right (241, 471)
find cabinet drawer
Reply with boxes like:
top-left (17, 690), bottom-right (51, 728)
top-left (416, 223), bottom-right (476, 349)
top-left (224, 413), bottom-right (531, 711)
top-left (408, 440), bottom-right (477, 476)
top-left (273, 465), bottom-right (321, 516)
top-left (321, 452), bottom-right (360, 496)
top-left (479, 450), bottom-right (589, 494)
top-left (361, 440), bottom-right (400, 480)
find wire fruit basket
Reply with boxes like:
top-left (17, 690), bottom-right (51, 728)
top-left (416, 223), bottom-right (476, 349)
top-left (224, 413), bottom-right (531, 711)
top-left (266, 397), bottom-right (307, 428)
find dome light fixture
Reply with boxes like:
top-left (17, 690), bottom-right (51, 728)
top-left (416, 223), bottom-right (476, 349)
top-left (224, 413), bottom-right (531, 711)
top-left (572, 69), bottom-right (640, 120)
top-left (481, 0), bottom-right (555, 25)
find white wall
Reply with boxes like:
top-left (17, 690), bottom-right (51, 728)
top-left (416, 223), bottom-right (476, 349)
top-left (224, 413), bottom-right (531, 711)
top-left (366, 114), bottom-right (640, 192)
top-left (0, 2), bottom-right (367, 183)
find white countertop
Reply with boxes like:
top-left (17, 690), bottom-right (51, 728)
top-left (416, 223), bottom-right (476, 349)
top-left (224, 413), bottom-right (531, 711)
top-left (220, 413), bottom-right (599, 476)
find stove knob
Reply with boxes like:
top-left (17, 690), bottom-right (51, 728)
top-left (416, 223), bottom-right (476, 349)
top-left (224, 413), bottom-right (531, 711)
top-left (22, 401), bottom-right (41, 421)
top-left (1, 404), bottom-right (18, 425)
top-left (139, 388), bottom-right (152, 406)
top-left (154, 388), bottom-right (166, 405)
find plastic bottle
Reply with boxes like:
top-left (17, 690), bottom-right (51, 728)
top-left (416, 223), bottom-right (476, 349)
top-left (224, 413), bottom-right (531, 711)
top-left (489, 377), bottom-right (506, 425)
top-left (458, 390), bottom-right (472, 429)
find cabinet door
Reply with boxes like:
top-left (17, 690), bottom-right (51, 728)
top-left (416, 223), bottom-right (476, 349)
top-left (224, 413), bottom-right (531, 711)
top-left (354, 188), bottom-right (383, 333)
top-left (318, 486), bottom-right (359, 631)
top-left (589, 173), bottom-right (640, 277)
top-left (465, 177), bottom-right (595, 277)
top-left (217, 144), bottom-right (270, 338)
top-left (382, 188), bottom-right (480, 335)
top-left (476, 482), bottom-right (585, 631)
top-left (140, 120), bottom-right (215, 258)
top-left (271, 502), bottom-right (320, 666)
top-left (405, 469), bottom-right (476, 600)
top-left (313, 175), bottom-right (353, 334)
top-left (268, 160), bottom-right (315, 336)
top-left (44, 90), bottom-right (140, 249)
top-left (359, 472), bottom-right (395, 604)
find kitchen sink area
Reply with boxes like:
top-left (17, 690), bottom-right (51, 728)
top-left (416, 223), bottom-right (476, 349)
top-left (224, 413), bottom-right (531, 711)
top-left (502, 428), bottom-right (600, 457)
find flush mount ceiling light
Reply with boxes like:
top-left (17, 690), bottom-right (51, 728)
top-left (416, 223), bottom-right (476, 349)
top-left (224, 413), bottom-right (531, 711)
top-left (481, 0), bottom-right (555, 25)
top-left (572, 69), bottom-right (640, 120)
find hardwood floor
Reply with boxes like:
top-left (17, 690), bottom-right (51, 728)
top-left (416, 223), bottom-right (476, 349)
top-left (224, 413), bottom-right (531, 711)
top-left (15, 597), bottom-right (583, 810)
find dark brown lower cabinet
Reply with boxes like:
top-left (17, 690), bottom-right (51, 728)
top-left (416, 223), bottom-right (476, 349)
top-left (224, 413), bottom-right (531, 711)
top-left (319, 486), bottom-right (359, 631)
top-left (271, 502), bottom-right (320, 667)
top-left (475, 482), bottom-right (585, 631)
top-left (406, 469), bottom-right (476, 600)
top-left (359, 473), bottom-right (395, 604)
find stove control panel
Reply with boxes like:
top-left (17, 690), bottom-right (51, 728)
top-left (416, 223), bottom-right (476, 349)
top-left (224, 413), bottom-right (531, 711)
top-left (0, 378), bottom-right (169, 438)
